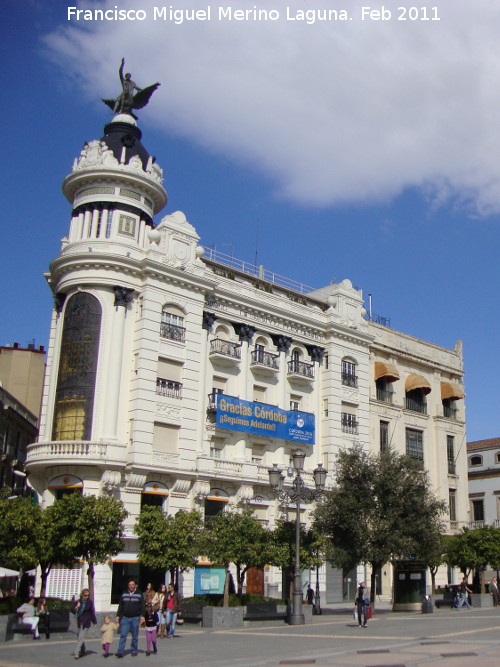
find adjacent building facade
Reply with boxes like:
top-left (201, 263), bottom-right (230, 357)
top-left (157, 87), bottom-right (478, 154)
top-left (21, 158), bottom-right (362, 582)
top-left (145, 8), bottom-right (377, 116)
top-left (25, 111), bottom-right (469, 609)
top-left (467, 438), bottom-right (500, 529)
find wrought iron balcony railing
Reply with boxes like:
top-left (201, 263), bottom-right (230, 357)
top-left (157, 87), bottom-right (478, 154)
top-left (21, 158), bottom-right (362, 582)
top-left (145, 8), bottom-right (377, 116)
top-left (405, 396), bottom-right (427, 414)
top-left (209, 338), bottom-right (242, 359)
top-left (251, 349), bottom-right (279, 370)
top-left (160, 322), bottom-right (186, 342)
top-left (156, 378), bottom-right (182, 399)
top-left (341, 372), bottom-right (358, 388)
top-left (287, 360), bottom-right (314, 379)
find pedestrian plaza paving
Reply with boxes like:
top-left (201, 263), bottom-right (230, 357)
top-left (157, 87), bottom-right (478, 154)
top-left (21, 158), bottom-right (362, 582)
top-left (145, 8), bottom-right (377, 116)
top-left (1, 603), bottom-right (500, 667)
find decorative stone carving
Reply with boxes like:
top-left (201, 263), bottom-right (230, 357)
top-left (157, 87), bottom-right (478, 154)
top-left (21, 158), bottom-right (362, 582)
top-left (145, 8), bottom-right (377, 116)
top-left (191, 480), bottom-right (211, 499)
top-left (306, 344), bottom-right (325, 362)
top-left (113, 286), bottom-right (134, 307)
top-left (125, 473), bottom-right (147, 490)
top-left (271, 334), bottom-right (292, 352)
top-left (236, 484), bottom-right (254, 503)
top-left (73, 140), bottom-right (119, 171)
top-left (171, 479), bottom-right (191, 496)
top-left (202, 311), bottom-right (216, 332)
top-left (100, 470), bottom-right (121, 495)
top-left (234, 322), bottom-right (256, 342)
top-left (155, 403), bottom-right (182, 419)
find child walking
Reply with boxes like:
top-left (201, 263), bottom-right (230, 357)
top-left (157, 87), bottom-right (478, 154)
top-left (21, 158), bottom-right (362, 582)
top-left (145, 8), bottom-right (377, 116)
top-left (144, 603), bottom-right (159, 656)
top-left (100, 615), bottom-right (119, 658)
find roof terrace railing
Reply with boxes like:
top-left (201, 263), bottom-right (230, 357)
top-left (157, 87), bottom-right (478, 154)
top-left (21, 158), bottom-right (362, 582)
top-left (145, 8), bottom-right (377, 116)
top-left (201, 246), bottom-right (315, 295)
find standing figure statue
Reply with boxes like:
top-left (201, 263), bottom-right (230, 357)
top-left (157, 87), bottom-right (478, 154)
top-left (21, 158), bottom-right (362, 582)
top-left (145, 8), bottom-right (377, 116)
top-left (103, 58), bottom-right (160, 118)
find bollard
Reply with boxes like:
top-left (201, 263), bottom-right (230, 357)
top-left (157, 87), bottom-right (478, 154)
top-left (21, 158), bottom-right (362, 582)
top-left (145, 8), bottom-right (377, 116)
top-left (421, 594), bottom-right (434, 614)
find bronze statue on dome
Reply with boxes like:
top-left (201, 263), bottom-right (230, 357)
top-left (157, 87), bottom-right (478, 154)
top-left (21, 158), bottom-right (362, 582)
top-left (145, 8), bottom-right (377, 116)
top-left (102, 58), bottom-right (160, 118)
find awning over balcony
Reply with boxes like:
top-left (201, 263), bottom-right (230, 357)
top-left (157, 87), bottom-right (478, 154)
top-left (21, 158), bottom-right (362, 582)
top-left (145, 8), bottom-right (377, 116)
top-left (374, 361), bottom-right (400, 382)
top-left (405, 374), bottom-right (432, 394)
top-left (441, 381), bottom-right (465, 400)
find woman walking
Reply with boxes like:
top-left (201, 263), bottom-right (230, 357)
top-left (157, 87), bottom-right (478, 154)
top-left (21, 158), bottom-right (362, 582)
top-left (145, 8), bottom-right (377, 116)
top-left (164, 583), bottom-right (182, 638)
top-left (156, 584), bottom-right (167, 638)
top-left (71, 588), bottom-right (97, 659)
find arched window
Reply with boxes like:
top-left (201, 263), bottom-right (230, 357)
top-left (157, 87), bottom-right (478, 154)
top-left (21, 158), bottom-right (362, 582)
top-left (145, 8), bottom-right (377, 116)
top-left (141, 481), bottom-right (169, 512)
top-left (52, 293), bottom-right (101, 441)
top-left (48, 475), bottom-right (83, 501)
top-left (160, 305), bottom-right (185, 342)
top-left (469, 455), bottom-right (483, 467)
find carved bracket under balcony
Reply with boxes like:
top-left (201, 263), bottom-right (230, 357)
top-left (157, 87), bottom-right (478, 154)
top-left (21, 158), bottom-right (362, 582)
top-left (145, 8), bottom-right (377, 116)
top-left (233, 322), bottom-right (256, 343)
top-left (191, 479), bottom-right (211, 500)
top-left (170, 478), bottom-right (191, 497)
top-left (124, 472), bottom-right (147, 491)
top-left (202, 311), bottom-right (217, 331)
top-left (271, 334), bottom-right (292, 353)
top-left (305, 344), bottom-right (325, 362)
top-left (236, 484), bottom-right (254, 503)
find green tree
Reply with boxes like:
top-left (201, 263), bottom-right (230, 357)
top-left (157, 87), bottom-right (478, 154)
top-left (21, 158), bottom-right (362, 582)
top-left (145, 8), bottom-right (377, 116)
top-left (444, 526), bottom-right (500, 593)
top-left (201, 507), bottom-right (273, 606)
top-left (314, 445), bottom-right (446, 607)
top-left (136, 508), bottom-right (204, 585)
top-left (0, 494), bottom-right (43, 572)
top-left (50, 493), bottom-right (128, 599)
top-left (269, 519), bottom-right (320, 602)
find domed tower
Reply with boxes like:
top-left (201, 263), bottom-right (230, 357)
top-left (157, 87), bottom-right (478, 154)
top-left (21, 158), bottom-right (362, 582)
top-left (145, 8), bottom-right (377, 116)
top-left (28, 108), bottom-right (168, 503)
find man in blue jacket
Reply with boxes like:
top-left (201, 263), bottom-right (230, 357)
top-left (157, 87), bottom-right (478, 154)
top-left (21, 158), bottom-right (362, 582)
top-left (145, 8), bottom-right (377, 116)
top-left (115, 579), bottom-right (146, 658)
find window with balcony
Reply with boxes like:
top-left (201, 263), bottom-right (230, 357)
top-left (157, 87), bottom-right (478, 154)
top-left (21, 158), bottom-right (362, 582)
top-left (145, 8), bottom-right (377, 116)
top-left (443, 398), bottom-right (458, 419)
top-left (447, 435), bottom-right (456, 474)
top-left (288, 349), bottom-right (314, 378)
top-left (341, 411), bottom-right (358, 434)
top-left (380, 420), bottom-right (389, 452)
top-left (469, 455), bottom-right (483, 467)
top-left (404, 374), bottom-right (431, 414)
top-left (376, 377), bottom-right (394, 404)
top-left (251, 341), bottom-right (279, 370)
top-left (160, 306), bottom-right (185, 342)
top-left (156, 358), bottom-right (183, 398)
top-left (156, 378), bottom-right (182, 399)
top-left (210, 338), bottom-right (242, 359)
top-left (405, 389), bottom-right (427, 414)
top-left (406, 428), bottom-right (424, 465)
top-left (208, 377), bottom-right (226, 409)
top-left (341, 359), bottom-right (357, 388)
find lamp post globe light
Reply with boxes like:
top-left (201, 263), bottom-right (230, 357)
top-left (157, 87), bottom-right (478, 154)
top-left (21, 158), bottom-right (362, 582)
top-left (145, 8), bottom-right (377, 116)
top-left (268, 450), bottom-right (327, 625)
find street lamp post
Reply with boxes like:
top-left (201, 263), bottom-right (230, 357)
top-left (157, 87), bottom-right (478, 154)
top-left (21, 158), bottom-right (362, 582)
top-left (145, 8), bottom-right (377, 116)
top-left (268, 451), bottom-right (327, 625)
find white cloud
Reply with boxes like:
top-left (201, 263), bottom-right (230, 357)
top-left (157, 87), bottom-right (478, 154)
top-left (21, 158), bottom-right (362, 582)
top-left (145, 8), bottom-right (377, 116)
top-left (45, 0), bottom-right (500, 212)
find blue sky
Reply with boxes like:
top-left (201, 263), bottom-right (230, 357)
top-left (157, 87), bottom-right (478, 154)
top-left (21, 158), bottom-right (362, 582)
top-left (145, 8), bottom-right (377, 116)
top-left (1, 0), bottom-right (499, 441)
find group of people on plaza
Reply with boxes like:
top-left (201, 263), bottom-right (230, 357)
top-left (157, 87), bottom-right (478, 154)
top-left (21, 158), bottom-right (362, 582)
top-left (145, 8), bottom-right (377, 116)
top-left (69, 578), bottom-right (181, 659)
top-left (15, 596), bottom-right (50, 640)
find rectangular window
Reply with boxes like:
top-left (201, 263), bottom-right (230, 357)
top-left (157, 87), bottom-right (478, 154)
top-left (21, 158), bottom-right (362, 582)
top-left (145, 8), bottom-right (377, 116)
top-left (447, 435), bottom-right (456, 474)
top-left (290, 394), bottom-right (301, 411)
top-left (153, 422), bottom-right (179, 454)
top-left (449, 489), bottom-right (457, 522)
top-left (471, 499), bottom-right (484, 522)
top-left (406, 428), bottom-right (424, 464)
top-left (253, 385), bottom-right (267, 403)
top-left (341, 412), bottom-right (358, 434)
top-left (380, 421), bottom-right (389, 452)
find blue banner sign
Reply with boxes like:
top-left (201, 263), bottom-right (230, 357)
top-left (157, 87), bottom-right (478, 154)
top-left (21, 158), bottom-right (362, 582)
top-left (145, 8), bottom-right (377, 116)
top-left (215, 395), bottom-right (314, 444)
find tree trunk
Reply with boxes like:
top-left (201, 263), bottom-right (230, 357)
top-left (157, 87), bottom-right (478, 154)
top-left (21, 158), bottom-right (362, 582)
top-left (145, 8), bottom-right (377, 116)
top-left (430, 567), bottom-right (437, 595)
top-left (87, 561), bottom-right (95, 600)
top-left (39, 564), bottom-right (51, 598)
top-left (223, 564), bottom-right (231, 607)
top-left (369, 562), bottom-right (381, 610)
top-left (236, 564), bottom-right (242, 595)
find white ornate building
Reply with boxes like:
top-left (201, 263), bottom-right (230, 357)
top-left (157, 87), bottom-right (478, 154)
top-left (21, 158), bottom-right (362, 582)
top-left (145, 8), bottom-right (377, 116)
top-left (26, 111), bottom-right (469, 609)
